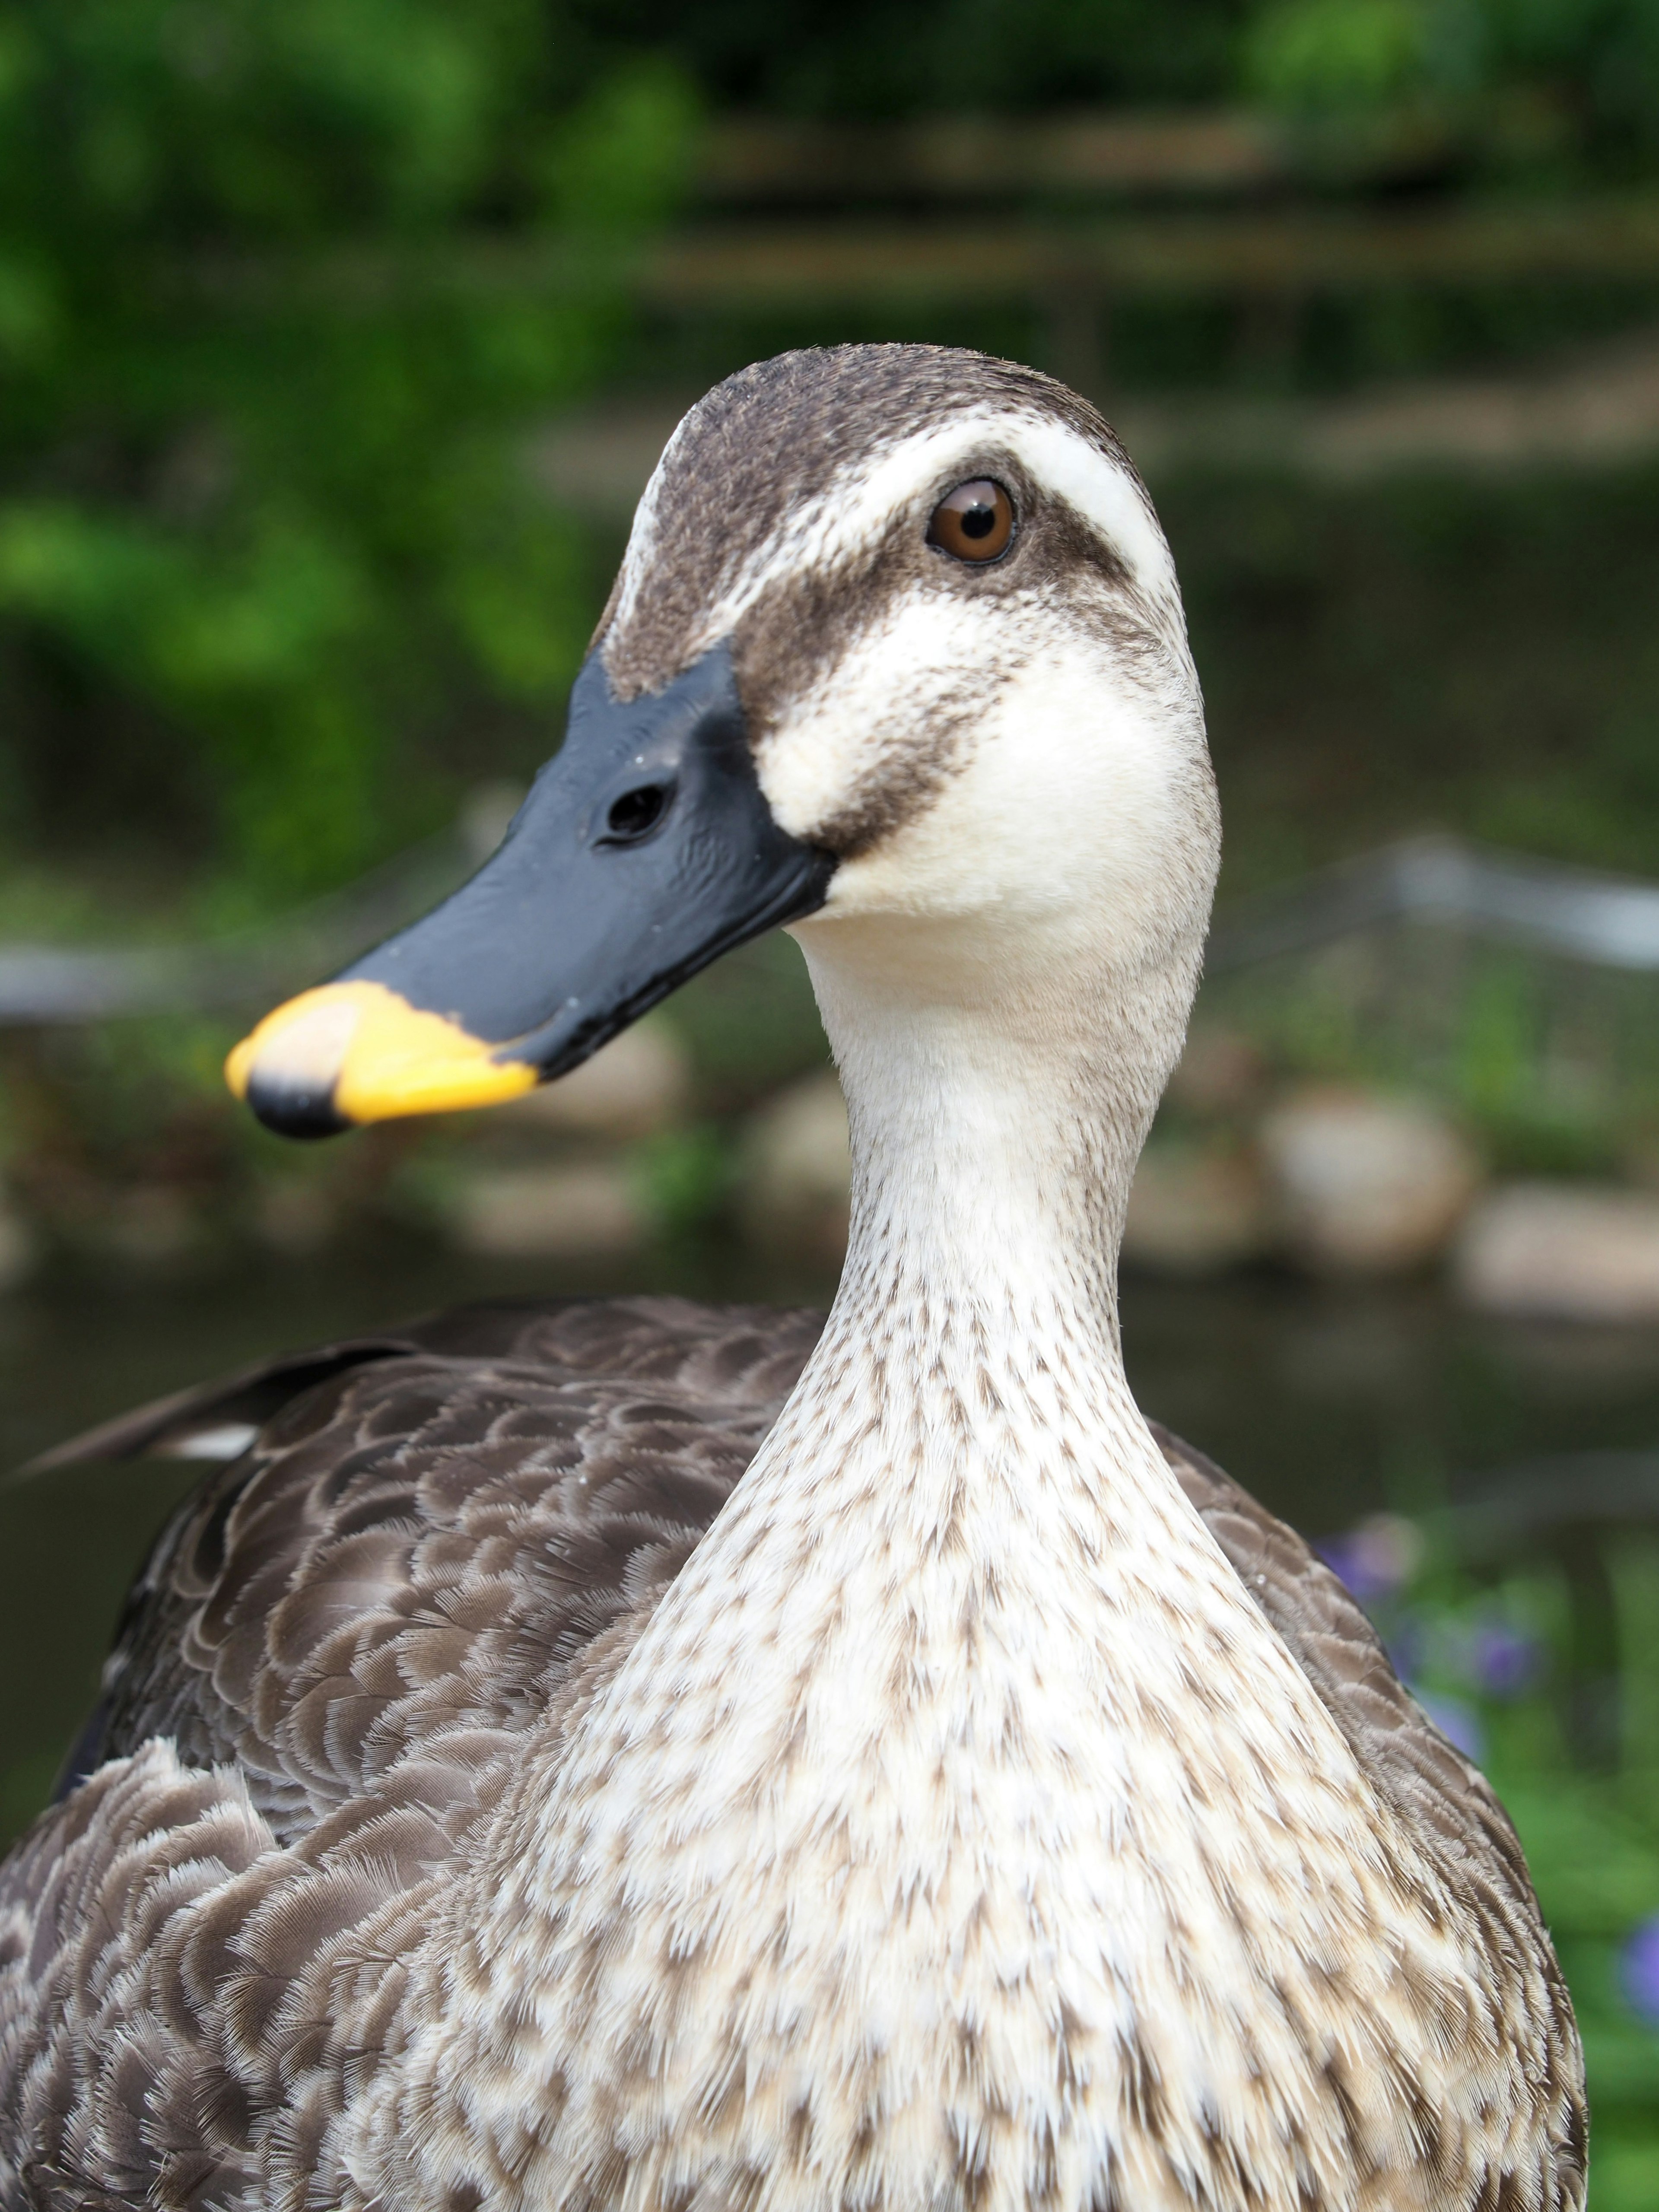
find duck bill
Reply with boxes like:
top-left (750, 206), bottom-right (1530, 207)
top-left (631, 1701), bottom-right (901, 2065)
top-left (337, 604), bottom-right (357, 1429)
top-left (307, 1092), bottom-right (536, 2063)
top-left (226, 643), bottom-right (836, 1137)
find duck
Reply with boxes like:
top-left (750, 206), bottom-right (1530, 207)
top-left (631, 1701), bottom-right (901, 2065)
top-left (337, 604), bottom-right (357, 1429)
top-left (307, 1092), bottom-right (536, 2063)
top-left (0, 343), bottom-right (1585, 2212)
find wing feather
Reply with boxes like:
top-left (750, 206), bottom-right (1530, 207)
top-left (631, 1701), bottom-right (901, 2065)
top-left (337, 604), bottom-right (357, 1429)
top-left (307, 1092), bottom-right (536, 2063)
top-left (61, 1297), bottom-right (825, 1842)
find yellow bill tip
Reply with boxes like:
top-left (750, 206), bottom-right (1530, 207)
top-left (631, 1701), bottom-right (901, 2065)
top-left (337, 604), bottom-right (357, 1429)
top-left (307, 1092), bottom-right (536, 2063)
top-left (226, 980), bottom-right (538, 1131)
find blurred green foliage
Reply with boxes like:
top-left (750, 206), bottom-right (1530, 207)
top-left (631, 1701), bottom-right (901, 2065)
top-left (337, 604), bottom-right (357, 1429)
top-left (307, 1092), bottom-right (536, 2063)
top-left (1170, 465), bottom-right (1659, 890)
top-left (591, 0), bottom-right (1659, 157)
top-left (1247, 0), bottom-right (1659, 158)
top-left (0, 0), bottom-right (693, 898)
top-left (577, 0), bottom-right (1251, 114)
top-left (3, 0), bottom-right (1658, 911)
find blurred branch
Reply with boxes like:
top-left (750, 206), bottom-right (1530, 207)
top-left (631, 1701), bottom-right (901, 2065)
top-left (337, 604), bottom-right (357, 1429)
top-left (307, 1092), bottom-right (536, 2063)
top-left (636, 196), bottom-right (1659, 310)
top-left (0, 831), bottom-right (474, 1023)
top-left (168, 191), bottom-right (1659, 316)
top-left (7, 832), bottom-right (1659, 1024)
top-left (693, 109), bottom-right (1427, 201)
top-left (1454, 1453), bottom-right (1659, 1556)
top-left (1208, 835), bottom-right (1659, 972)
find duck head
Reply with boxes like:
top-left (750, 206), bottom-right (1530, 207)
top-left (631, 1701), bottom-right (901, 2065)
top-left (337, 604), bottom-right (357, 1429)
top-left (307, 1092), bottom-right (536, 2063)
top-left (228, 345), bottom-right (1219, 1140)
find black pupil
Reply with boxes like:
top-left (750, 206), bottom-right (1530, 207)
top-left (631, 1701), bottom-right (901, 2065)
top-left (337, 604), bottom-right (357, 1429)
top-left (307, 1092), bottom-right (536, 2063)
top-left (961, 502), bottom-right (996, 539)
top-left (607, 784), bottom-right (668, 839)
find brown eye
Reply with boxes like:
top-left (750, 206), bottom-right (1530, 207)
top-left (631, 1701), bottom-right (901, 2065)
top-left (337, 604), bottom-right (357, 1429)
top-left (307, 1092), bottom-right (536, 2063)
top-left (927, 479), bottom-right (1015, 563)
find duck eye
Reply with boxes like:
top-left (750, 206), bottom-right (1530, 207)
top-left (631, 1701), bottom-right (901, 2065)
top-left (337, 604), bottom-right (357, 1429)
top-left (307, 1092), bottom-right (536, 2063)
top-left (926, 480), bottom-right (1014, 564)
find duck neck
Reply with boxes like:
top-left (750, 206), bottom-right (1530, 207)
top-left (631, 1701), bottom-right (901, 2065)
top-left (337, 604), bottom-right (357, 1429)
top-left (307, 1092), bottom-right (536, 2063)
top-left (802, 915), bottom-right (1182, 1373)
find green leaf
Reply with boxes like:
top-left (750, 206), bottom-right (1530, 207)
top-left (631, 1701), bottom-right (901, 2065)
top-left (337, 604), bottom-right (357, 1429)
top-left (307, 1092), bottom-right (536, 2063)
top-left (1245, 0), bottom-right (1433, 112)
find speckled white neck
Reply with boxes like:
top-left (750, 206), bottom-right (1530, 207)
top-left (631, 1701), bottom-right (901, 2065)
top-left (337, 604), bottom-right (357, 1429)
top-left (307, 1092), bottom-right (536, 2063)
top-left (347, 942), bottom-right (1483, 2212)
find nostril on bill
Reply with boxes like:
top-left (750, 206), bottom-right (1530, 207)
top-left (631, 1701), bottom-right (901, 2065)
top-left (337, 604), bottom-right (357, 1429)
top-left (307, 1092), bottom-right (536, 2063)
top-left (602, 782), bottom-right (673, 843)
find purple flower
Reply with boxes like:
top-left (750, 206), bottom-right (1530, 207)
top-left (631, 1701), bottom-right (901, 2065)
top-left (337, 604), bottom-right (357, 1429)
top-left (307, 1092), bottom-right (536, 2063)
top-left (1621, 1916), bottom-right (1659, 2027)
top-left (1468, 1620), bottom-right (1543, 1701)
top-left (1316, 1514), bottom-right (1425, 1605)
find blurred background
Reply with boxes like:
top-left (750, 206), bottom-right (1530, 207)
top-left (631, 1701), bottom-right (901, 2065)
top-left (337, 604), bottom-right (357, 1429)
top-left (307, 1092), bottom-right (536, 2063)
top-left (3, 0), bottom-right (1659, 2193)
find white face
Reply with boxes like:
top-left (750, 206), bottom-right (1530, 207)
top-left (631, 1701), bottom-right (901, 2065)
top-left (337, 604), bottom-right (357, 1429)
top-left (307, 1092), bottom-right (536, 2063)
top-left (617, 403), bottom-right (1220, 997)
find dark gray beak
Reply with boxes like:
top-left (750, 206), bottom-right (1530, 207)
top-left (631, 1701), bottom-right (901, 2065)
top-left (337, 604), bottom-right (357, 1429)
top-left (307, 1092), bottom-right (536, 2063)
top-left (227, 643), bottom-right (836, 1136)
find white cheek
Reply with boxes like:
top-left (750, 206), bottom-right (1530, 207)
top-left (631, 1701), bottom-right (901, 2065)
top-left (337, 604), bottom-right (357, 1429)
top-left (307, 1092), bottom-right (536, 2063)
top-left (819, 645), bottom-right (1205, 952)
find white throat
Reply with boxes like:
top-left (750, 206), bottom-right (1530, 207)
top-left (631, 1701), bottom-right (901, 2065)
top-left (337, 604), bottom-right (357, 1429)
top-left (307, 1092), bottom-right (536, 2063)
top-left (802, 908), bottom-right (1183, 1326)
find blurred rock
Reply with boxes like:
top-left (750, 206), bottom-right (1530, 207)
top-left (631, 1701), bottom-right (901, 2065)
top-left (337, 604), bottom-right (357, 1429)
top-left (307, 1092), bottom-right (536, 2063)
top-left (1260, 1087), bottom-right (1480, 1274)
top-left (1454, 1182), bottom-right (1659, 1323)
top-left (740, 1070), bottom-right (851, 1266)
top-left (448, 1163), bottom-right (644, 1259)
top-left (1621, 1127), bottom-right (1659, 1192)
top-left (0, 1192), bottom-right (37, 1292)
top-left (1165, 1023), bottom-right (1269, 1120)
top-left (105, 1186), bottom-right (203, 1267)
top-left (491, 1024), bottom-right (690, 1142)
top-left (1123, 1142), bottom-right (1271, 1274)
top-left (252, 1179), bottom-right (339, 1258)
